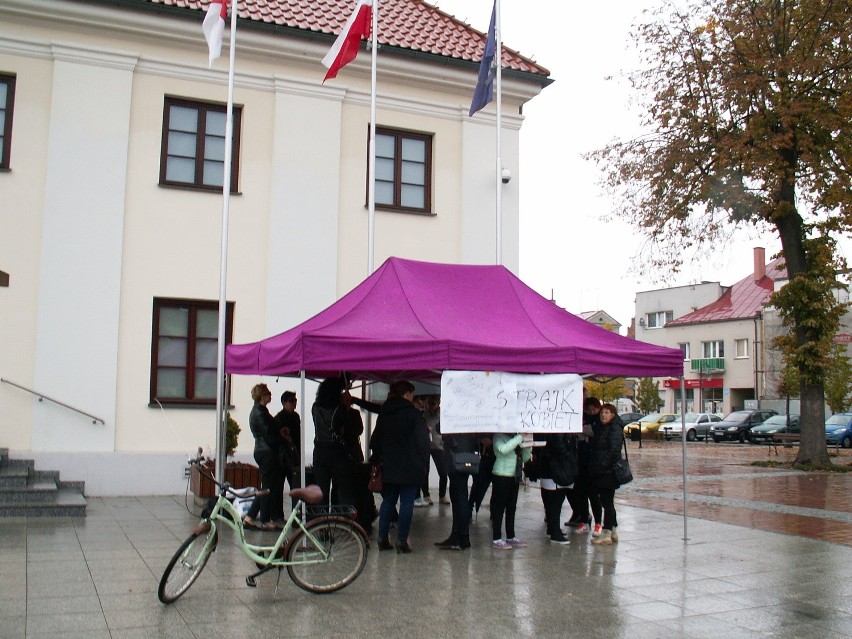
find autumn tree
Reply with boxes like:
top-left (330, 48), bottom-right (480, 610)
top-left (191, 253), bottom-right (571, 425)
top-left (589, 0), bottom-right (852, 467)
top-left (585, 377), bottom-right (627, 404)
top-left (635, 377), bottom-right (662, 413)
top-left (824, 342), bottom-right (852, 414)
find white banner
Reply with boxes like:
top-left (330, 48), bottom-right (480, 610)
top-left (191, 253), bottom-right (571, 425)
top-left (440, 371), bottom-right (583, 434)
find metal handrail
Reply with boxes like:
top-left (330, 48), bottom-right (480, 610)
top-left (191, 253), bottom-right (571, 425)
top-left (0, 378), bottom-right (105, 425)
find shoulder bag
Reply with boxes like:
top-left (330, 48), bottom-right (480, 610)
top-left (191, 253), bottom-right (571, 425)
top-left (367, 463), bottom-right (384, 493)
top-left (613, 436), bottom-right (633, 487)
top-left (450, 451), bottom-right (480, 475)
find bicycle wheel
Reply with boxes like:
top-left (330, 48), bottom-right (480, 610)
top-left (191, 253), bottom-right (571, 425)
top-left (158, 526), bottom-right (218, 603)
top-left (286, 518), bottom-right (367, 593)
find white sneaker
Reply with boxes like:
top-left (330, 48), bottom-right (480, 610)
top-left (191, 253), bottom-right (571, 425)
top-left (439, 496), bottom-right (450, 505)
top-left (413, 498), bottom-right (428, 507)
top-left (423, 496), bottom-right (434, 506)
top-left (491, 539), bottom-right (512, 550)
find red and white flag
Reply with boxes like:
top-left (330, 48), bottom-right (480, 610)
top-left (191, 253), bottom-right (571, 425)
top-left (202, 0), bottom-right (228, 68)
top-left (322, 0), bottom-right (372, 82)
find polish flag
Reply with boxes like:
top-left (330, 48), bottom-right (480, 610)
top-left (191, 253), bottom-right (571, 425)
top-left (202, 0), bottom-right (228, 68)
top-left (322, 0), bottom-right (373, 82)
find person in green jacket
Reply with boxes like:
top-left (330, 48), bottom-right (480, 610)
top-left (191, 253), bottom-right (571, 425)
top-left (489, 433), bottom-right (532, 549)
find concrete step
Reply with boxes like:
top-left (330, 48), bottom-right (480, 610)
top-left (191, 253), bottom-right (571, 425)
top-left (0, 479), bottom-right (59, 503)
top-left (0, 487), bottom-right (87, 517)
top-left (0, 460), bottom-right (31, 489)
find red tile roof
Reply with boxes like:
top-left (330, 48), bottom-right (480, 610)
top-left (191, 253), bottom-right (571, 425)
top-left (145, 0), bottom-right (550, 77)
top-left (668, 258), bottom-right (787, 325)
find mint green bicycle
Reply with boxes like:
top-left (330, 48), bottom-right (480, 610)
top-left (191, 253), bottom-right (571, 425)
top-left (158, 459), bottom-right (369, 603)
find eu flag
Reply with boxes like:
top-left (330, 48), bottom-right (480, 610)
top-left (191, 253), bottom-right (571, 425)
top-left (468, 2), bottom-right (497, 117)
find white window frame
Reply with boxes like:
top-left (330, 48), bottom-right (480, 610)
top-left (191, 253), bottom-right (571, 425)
top-left (678, 342), bottom-right (691, 361)
top-left (735, 338), bottom-right (749, 359)
top-left (702, 340), bottom-right (724, 358)
top-left (646, 310), bottom-right (674, 329)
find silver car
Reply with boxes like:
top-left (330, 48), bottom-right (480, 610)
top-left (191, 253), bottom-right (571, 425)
top-left (661, 413), bottom-right (722, 441)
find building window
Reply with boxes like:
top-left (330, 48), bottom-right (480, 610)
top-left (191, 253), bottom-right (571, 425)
top-left (150, 298), bottom-right (234, 406)
top-left (0, 74), bottom-right (15, 169)
top-left (372, 126), bottom-right (432, 213)
top-left (702, 340), bottom-right (724, 358)
top-left (735, 338), bottom-right (748, 359)
top-left (678, 342), bottom-right (691, 361)
top-left (160, 97), bottom-right (241, 191)
top-left (646, 310), bottom-right (673, 329)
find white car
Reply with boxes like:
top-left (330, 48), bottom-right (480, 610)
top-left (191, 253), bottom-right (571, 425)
top-left (661, 413), bottom-right (722, 441)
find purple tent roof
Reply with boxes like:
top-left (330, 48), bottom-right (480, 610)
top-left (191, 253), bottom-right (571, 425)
top-left (226, 257), bottom-right (684, 380)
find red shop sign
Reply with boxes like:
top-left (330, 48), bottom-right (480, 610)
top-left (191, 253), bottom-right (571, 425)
top-left (664, 378), bottom-right (724, 389)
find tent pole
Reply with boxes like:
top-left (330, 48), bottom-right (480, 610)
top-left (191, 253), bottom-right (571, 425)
top-left (680, 378), bottom-right (688, 542)
top-left (300, 370), bottom-right (306, 491)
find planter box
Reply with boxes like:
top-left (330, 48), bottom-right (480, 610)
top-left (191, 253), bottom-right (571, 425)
top-left (190, 461), bottom-right (260, 499)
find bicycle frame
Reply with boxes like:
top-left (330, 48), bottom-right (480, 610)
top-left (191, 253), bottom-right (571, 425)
top-left (194, 465), bottom-right (339, 569)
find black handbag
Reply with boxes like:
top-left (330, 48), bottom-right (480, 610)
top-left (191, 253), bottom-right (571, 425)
top-left (450, 451), bottom-right (480, 475)
top-left (613, 437), bottom-right (633, 486)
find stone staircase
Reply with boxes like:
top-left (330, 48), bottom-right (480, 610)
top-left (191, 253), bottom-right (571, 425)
top-left (0, 448), bottom-right (87, 517)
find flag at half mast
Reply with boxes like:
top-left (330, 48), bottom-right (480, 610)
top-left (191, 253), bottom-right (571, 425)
top-left (322, 0), bottom-right (373, 82)
top-left (469, 1), bottom-right (497, 117)
top-left (202, 0), bottom-right (228, 68)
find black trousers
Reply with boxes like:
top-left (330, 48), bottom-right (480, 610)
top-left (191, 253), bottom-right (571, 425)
top-left (490, 475), bottom-right (519, 540)
top-left (448, 471), bottom-right (472, 539)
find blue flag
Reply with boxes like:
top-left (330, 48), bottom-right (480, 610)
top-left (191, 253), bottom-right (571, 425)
top-left (468, 2), bottom-right (497, 117)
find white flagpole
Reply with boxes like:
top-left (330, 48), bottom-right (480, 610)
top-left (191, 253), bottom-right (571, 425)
top-left (495, 0), bottom-right (503, 266)
top-left (367, 0), bottom-right (378, 276)
top-left (214, 0), bottom-right (238, 486)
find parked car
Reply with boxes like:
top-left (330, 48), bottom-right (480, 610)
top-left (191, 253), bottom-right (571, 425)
top-left (618, 411), bottom-right (644, 426)
top-left (748, 414), bottom-right (800, 444)
top-left (709, 409), bottom-right (778, 443)
top-left (623, 413), bottom-right (678, 436)
top-left (662, 412), bottom-right (722, 441)
top-left (825, 413), bottom-right (852, 449)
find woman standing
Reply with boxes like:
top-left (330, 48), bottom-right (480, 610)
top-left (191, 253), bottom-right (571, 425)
top-left (311, 377), bottom-right (355, 508)
top-left (489, 433), bottom-right (531, 549)
top-left (243, 383), bottom-right (283, 530)
top-left (589, 402), bottom-right (624, 545)
top-left (370, 380), bottom-right (430, 553)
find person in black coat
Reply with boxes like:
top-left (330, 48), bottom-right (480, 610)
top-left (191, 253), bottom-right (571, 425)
top-left (311, 377), bottom-right (355, 508)
top-left (370, 380), bottom-right (430, 553)
top-left (434, 432), bottom-right (482, 550)
top-left (243, 384), bottom-right (284, 530)
top-left (589, 402), bottom-right (624, 545)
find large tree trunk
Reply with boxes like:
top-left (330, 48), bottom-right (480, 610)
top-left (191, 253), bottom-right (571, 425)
top-left (774, 179), bottom-right (832, 467)
top-left (797, 382), bottom-right (831, 466)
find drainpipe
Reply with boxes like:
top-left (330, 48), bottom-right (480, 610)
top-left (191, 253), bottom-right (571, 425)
top-left (753, 311), bottom-right (762, 407)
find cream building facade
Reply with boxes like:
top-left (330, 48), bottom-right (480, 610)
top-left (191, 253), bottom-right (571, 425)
top-left (0, 0), bottom-right (550, 494)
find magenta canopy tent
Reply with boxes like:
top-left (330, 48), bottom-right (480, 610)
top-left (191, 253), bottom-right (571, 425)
top-left (225, 257), bottom-right (684, 381)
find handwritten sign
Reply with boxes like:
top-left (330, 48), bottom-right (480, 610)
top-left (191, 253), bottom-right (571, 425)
top-left (440, 371), bottom-right (583, 434)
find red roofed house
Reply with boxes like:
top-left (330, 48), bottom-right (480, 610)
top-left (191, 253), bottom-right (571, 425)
top-left (0, 0), bottom-right (551, 498)
top-left (634, 247), bottom-right (788, 415)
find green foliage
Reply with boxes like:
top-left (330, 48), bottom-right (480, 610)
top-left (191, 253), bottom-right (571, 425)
top-left (774, 350), bottom-right (800, 400)
top-left (225, 412), bottom-right (241, 458)
top-left (824, 342), bottom-right (852, 414)
top-left (635, 377), bottom-right (662, 413)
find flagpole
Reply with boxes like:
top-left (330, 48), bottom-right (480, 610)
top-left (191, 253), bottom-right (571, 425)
top-left (367, 0), bottom-right (378, 276)
top-left (495, 0), bottom-right (502, 266)
top-left (214, 0), bottom-right (238, 486)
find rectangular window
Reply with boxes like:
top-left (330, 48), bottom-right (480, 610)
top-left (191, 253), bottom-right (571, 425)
top-left (150, 298), bottom-right (234, 406)
top-left (735, 338), bottom-right (748, 358)
top-left (160, 97), bottom-right (241, 191)
top-left (646, 310), bottom-right (673, 329)
top-left (678, 342), bottom-right (691, 361)
top-left (702, 340), bottom-right (724, 358)
top-left (0, 74), bottom-right (15, 169)
top-left (372, 126), bottom-right (432, 214)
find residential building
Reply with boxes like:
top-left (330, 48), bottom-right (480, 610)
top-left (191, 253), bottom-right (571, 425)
top-left (578, 310), bottom-right (621, 334)
top-left (0, 0), bottom-right (550, 494)
top-left (634, 247), bottom-right (786, 415)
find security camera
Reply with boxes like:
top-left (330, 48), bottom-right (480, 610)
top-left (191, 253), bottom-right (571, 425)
top-left (501, 167), bottom-right (511, 184)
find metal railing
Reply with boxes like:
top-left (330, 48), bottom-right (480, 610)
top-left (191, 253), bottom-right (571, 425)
top-left (0, 378), bottom-right (105, 425)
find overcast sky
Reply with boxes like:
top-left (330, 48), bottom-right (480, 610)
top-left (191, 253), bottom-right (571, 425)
top-left (428, 0), bottom-right (793, 330)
